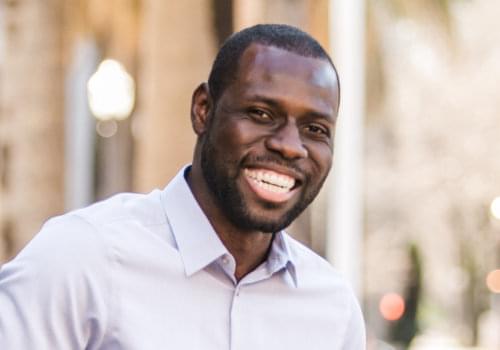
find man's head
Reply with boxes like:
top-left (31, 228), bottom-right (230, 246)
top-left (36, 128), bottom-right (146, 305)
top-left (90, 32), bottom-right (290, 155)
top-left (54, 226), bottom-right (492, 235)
top-left (190, 24), bottom-right (339, 233)
top-left (208, 24), bottom-right (338, 106)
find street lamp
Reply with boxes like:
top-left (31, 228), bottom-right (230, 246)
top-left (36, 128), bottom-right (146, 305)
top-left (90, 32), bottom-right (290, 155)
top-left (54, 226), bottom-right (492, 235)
top-left (86, 58), bottom-right (135, 198)
top-left (87, 59), bottom-right (135, 137)
top-left (490, 197), bottom-right (500, 220)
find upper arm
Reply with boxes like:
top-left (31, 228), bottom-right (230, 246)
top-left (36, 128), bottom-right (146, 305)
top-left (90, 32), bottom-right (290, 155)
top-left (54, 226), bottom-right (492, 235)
top-left (0, 215), bottom-right (110, 349)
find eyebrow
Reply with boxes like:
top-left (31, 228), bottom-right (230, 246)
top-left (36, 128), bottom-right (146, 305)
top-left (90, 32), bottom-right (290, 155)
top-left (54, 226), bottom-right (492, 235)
top-left (246, 94), bottom-right (281, 109)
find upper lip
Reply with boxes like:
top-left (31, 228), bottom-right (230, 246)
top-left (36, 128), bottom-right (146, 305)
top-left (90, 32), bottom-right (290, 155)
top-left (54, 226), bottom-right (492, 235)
top-left (244, 163), bottom-right (305, 184)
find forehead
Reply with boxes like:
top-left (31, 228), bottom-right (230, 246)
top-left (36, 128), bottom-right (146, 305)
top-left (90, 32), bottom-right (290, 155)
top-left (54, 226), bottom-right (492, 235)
top-left (231, 44), bottom-right (339, 112)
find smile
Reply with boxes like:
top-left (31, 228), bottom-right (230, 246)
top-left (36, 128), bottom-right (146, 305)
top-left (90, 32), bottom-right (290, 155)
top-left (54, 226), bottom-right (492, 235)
top-left (243, 168), bottom-right (297, 203)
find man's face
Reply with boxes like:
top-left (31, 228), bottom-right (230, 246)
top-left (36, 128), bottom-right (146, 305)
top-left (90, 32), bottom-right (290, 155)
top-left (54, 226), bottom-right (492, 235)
top-left (200, 44), bottom-right (339, 233)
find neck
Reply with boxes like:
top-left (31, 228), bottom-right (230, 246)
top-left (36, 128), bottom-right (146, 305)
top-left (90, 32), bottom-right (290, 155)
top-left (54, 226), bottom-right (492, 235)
top-left (186, 164), bottom-right (274, 281)
top-left (219, 230), bottom-right (275, 281)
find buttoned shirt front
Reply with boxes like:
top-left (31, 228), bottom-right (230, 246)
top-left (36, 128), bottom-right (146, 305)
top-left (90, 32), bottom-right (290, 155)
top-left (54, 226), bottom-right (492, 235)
top-left (0, 167), bottom-right (365, 349)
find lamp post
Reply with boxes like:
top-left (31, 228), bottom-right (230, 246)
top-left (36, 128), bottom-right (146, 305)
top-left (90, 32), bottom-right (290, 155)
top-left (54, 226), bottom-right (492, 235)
top-left (65, 40), bottom-right (99, 211)
top-left (327, 0), bottom-right (366, 299)
top-left (87, 59), bottom-right (135, 198)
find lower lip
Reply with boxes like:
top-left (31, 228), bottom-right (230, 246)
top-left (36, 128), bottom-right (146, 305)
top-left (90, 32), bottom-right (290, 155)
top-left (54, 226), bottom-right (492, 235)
top-left (244, 174), bottom-right (297, 203)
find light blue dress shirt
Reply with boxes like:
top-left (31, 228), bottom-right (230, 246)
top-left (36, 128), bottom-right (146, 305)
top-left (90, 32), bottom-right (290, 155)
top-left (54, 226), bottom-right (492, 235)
top-left (0, 167), bottom-right (366, 349)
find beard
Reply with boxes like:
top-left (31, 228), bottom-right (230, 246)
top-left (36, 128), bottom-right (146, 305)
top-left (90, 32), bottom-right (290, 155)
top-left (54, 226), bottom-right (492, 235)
top-left (200, 131), bottom-right (326, 233)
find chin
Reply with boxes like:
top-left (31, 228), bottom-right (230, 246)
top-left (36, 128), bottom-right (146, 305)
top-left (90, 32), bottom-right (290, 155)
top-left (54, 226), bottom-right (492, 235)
top-left (231, 204), bottom-right (300, 233)
top-left (239, 218), bottom-right (290, 234)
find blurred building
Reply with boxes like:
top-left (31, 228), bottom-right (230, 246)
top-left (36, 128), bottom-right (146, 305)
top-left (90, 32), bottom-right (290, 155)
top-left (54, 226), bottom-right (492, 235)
top-left (364, 0), bottom-right (500, 348)
top-left (0, 0), bottom-right (499, 348)
top-left (0, 0), bottom-right (65, 260)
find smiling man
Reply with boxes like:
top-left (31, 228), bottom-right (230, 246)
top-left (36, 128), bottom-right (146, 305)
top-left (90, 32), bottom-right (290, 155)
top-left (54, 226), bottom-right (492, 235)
top-left (0, 24), bottom-right (365, 349)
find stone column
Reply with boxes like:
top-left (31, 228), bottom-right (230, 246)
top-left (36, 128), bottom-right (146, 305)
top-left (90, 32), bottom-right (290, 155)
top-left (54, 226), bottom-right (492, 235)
top-left (133, 1), bottom-right (216, 191)
top-left (0, 0), bottom-right (64, 261)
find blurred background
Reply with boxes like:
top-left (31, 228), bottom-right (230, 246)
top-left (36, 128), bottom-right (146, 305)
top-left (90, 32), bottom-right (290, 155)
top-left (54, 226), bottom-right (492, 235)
top-left (0, 0), bottom-right (499, 349)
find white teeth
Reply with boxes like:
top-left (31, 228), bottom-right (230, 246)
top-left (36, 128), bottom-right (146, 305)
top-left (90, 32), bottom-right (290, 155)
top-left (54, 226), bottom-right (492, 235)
top-left (244, 168), bottom-right (296, 192)
top-left (251, 178), bottom-right (288, 193)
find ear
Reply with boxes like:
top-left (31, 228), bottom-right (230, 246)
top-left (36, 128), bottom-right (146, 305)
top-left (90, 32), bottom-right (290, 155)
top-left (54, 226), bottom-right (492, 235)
top-left (191, 82), bottom-right (213, 136)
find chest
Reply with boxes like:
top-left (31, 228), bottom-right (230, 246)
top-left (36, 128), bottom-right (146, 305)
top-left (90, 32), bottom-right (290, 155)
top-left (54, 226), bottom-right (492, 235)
top-left (105, 268), bottom-right (349, 350)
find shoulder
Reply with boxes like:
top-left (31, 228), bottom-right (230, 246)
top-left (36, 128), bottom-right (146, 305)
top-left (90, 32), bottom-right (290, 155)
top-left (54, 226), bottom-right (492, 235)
top-left (283, 232), bottom-right (362, 313)
top-left (72, 190), bottom-right (166, 228)
top-left (7, 214), bottom-right (109, 281)
top-left (6, 190), bottom-right (165, 277)
top-left (0, 207), bottom-right (118, 348)
top-left (0, 213), bottom-right (112, 322)
top-left (284, 233), bottom-right (349, 288)
top-left (283, 234), bottom-right (366, 348)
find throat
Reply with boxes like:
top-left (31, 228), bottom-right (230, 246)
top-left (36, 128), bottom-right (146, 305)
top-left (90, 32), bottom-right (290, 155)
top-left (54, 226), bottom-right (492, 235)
top-left (221, 231), bottom-right (275, 281)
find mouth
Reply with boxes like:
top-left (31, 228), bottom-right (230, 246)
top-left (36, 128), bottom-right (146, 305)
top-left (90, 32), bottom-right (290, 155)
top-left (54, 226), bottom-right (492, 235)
top-left (243, 168), bottom-right (300, 203)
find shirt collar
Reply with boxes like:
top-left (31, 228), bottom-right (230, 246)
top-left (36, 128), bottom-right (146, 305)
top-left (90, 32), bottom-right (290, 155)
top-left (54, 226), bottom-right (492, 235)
top-left (269, 231), bottom-right (298, 288)
top-left (160, 166), bottom-right (228, 276)
top-left (161, 165), bottom-right (298, 287)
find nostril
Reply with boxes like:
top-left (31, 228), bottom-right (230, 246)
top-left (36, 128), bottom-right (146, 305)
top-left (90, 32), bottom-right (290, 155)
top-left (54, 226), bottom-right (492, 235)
top-left (265, 123), bottom-right (308, 159)
top-left (265, 136), bottom-right (307, 159)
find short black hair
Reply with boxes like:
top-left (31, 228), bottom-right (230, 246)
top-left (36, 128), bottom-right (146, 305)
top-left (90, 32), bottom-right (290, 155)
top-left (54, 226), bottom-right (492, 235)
top-left (208, 24), bottom-right (338, 104)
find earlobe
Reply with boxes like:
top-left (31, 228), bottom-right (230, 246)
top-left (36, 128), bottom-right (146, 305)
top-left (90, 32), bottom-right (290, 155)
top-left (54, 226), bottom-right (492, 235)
top-left (191, 83), bottom-right (212, 135)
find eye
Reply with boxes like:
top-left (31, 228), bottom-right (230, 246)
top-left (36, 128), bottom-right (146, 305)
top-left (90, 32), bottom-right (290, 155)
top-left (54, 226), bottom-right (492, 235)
top-left (305, 124), bottom-right (330, 138)
top-left (248, 108), bottom-right (273, 122)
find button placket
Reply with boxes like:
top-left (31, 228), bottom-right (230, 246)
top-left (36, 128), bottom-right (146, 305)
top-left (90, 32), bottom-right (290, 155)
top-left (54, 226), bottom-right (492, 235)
top-left (229, 284), bottom-right (243, 350)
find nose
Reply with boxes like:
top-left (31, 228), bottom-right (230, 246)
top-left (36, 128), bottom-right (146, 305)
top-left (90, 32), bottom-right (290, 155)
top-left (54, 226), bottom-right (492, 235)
top-left (265, 121), bottom-right (308, 159)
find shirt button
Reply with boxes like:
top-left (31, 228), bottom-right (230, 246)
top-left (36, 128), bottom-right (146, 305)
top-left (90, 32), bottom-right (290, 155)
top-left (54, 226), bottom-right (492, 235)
top-left (221, 256), bottom-right (229, 265)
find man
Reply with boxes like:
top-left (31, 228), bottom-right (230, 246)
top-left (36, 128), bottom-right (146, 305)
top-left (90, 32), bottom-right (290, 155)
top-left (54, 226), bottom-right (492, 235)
top-left (0, 24), bottom-right (365, 349)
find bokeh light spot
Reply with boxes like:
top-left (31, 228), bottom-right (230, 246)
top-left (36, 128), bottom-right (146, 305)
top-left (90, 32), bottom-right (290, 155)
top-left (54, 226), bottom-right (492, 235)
top-left (379, 293), bottom-right (405, 321)
top-left (87, 59), bottom-right (135, 121)
top-left (96, 120), bottom-right (118, 138)
top-left (490, 197), bottom-right (500, 220)
top-left (486, 269), bottom-right (500, 293)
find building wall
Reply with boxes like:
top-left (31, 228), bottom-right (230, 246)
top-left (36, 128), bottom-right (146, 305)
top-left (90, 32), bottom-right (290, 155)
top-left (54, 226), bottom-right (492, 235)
top-left (133, 1), bottom-right (217, 192)
top-left (0, 0), bottom-right (65, 261)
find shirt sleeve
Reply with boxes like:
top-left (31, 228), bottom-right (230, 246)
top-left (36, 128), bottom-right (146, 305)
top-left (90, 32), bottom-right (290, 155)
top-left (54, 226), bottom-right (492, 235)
top-left (0, 215), bottom-right (111, 349)
top-left (341, 292), bottom-right (367, 350)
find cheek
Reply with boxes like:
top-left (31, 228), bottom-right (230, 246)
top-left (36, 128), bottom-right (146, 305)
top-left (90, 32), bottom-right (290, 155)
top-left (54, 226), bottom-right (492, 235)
top-left (217, 119), bottom-right (266, 150)
top-left (306, 144), bottom-right (333, 177)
